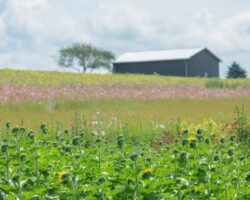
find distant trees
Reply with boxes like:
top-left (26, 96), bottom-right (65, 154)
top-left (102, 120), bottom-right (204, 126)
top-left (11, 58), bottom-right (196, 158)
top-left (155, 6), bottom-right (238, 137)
top-left (226, 62), bottom-right (247, 78)
top-left (58, 43), bottom-right (115, 73)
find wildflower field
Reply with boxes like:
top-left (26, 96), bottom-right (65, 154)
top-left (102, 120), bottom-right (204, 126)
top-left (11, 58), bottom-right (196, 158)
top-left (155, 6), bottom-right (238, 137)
top-left (0, 69), bottom-right (250, 125)
top-left (0, 69), bottom-right (249, 199)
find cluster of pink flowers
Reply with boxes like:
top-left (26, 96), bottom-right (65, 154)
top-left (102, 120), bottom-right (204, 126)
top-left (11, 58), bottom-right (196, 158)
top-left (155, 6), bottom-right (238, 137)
top-left (0, 84), bottom-right (250, 103)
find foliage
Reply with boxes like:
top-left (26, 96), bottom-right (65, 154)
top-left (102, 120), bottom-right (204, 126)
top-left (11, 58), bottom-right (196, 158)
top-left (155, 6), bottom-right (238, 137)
top-left (233, 106), bottom-right (250, 143)
top-left (0, 116), bottom-right (249, 199)
top-left (0, 98), bottom-right (249, 128)
top-left (227, 62), bottom-right (248, 79)
top-left (205, 79), bottom-right (224, 89)
top-left (0, 69), bottom-right (250, 88)
top-left (0, 69), bottom-right (249, 127)
top-left (0, 69), bottom-right (249, 199)
top-left (58, 43), bottom-right (115, 73)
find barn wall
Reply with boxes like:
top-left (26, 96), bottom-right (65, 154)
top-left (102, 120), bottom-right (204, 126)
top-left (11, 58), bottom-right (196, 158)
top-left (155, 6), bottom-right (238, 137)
top-left (188, 50), bottom-right (219, 77)
top-left (113, 60), bottom-right (186, 76)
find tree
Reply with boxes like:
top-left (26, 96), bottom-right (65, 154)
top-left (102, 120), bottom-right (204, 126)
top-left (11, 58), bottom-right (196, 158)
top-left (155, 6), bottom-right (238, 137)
top-left (226, 62), bottom-right (247, 78)
top-left (58, 43), bottom-right (115, 73)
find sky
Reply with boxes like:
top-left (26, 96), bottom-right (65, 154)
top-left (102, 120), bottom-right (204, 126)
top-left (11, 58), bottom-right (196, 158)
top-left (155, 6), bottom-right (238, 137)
top-left (0, 0), bottom-right (250, 77)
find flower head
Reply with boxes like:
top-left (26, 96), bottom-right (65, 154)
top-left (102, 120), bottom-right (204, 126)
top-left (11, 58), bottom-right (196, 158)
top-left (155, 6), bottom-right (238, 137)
top-left (188, 136), bottom-right (196, 143)
top-left (58, 171), bottom-right (66, 183)
top-left (143, 167), bottom-right (153, 174)
top-left (142, 168), bottom-right (153, 179)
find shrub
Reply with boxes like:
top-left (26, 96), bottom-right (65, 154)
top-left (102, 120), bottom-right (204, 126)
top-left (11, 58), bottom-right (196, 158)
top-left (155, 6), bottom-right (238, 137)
top-left (233, 106), bottom-right (250, 143)
top-left (205, 79), bottom-right (224, 89)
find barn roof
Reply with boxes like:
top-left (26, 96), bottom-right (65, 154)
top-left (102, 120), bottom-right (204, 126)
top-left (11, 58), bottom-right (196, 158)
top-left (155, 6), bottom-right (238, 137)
top-left (114, 48), bottom-right (221, 63)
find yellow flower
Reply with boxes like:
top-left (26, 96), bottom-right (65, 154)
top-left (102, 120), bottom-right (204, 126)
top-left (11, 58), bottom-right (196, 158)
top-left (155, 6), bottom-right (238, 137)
top-left (142, 168), bottom-right (153, 179)
top-left (58, 171), bottom-right (66, 183)
top-left (143, 168), bottom-right (153, 174)
top-left (188, 136), bottom-right (196, 143)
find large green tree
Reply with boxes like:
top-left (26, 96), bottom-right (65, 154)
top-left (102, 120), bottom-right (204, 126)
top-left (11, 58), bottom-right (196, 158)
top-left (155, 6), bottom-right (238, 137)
top-left (226, 62), bottom-right (247, 78)
top-left (58, 43), bottom-right (115, 73)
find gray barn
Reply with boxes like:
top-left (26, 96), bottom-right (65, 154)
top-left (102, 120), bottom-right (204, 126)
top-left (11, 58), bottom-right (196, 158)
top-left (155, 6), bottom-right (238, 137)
top-left (113, 48), bottom-right (221, 77)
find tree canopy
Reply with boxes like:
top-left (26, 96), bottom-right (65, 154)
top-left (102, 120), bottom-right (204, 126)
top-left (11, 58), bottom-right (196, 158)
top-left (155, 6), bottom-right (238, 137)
top-left (58, 43), bottom-right (115, 73)
top-left (226, 62), bottom-right (247, 78)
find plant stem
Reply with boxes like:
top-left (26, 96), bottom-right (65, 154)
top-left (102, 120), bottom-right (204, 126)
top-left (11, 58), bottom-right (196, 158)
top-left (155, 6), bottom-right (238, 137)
top-left (134, 160), bottom-right (140, 200)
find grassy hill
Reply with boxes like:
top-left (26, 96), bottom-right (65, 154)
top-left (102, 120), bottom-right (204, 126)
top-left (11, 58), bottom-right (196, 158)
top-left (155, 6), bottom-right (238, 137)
top-left (0, 69), bottom-right (249, 126)
top-left (0, 70), bottom-right (249, 199)
top-left (0, 68), bottom-right (250, 88)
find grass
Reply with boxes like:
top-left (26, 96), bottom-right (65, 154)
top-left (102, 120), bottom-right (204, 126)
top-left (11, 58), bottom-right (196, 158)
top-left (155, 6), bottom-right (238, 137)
top-left (0, 70), bottom-right (249, 199)
top-left (205, 78), bottom-right (250, 89)
top-left (0, 69), bottom-right (249, 88)
top-left (0, 98), bottom-right (249, 127)
top-left (0, 69), bottom-right (249, 126)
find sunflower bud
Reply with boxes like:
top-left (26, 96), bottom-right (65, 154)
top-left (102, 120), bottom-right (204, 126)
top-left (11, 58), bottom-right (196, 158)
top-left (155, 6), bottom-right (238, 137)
top-left (230, 135), bottom-right (236, 142)
top-left (12, 127), bottom-right (20, 134)
top-left (183, 129), bottom-right (188, 136)
top-left (130, 153), bottom-right (138, 161)
top-left (180, 152), bottom-right (188, 161)
top-left (117, 136), bottom-right (125, 148)
top-left (228, 149), bottom-right (234, 156)
top-left (246, 174), bottom-right (250, 182)
top-left (211, 166), bottom-right (216, 172)
top-left (96, 138), bottom-right (102, 143)
top-left (5, 122), bottom-right (11, 128)
top-left (182, 139), bottom-right (189, 146)
top-left (220, 138), bottom-right (225, 144)
top-left (72, 136), bottom-right (81, 145)
top-left (28, 132), bottom-right (35, 140)
top-left (189, 140), bottom-right (197, 148)
top-left (205, 138), bottom-right (210, 145)
top-left (20, 153), bottom-right (27, 162)
top-left (40, 123), bottom-right (48, 134)
top-left (98, 177), bottom-right (105, 184)
top-left (1, 144), bottom-right (9, 152)
top-left (197, 129), bottom-right (203, 135)
top-left (213, 155), bottom-right (220, 161)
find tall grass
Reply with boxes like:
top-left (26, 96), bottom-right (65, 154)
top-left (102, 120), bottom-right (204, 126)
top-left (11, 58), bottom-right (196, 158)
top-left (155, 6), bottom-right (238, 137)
top-left (0, 69), bottom-right (249, 88)
top-left (0, 98), bottom-right (249, 127)
top-left (205, 79), bottom-right (224, 89)
top-left (206, 78), bottom-right (250, 89)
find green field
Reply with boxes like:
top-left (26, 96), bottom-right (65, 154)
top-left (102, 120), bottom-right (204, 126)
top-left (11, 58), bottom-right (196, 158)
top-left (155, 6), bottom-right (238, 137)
top-left (0, 69), bottom-right (249, 127)
top-left (0, 69), bottom-right (249, 199)
top-left (0, 69), bottom-right (250, 87)
top-left (0, 98), bottom-right (250, 128)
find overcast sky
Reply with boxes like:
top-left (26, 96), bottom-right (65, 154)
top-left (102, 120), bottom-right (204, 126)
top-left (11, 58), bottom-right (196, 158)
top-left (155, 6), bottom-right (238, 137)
top-left (0, 0), bottom-right (250, 77)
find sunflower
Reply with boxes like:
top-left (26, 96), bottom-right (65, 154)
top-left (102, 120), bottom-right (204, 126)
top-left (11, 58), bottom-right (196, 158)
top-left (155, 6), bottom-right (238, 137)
top-left (142, 168), bottom-right (153, 179)
top-left (143, 168), bottom-right (153, 173)
top-left (188, 136), bottom-right (197, 143)
top-left (58, 171), bottom-right (66, 183)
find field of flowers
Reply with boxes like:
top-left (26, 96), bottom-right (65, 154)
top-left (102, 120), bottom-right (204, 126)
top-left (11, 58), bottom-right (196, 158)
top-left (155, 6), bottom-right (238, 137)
top-left (0, 110), bottom-right (249, 199)
top-left (0, 69), bottom-right (249, 199)
top-left (0, 69), bottom-right (249, 103)
top-left (0, 69), bottom-right (250, 87)
top-left (0, 69), bottom-right (249, 125)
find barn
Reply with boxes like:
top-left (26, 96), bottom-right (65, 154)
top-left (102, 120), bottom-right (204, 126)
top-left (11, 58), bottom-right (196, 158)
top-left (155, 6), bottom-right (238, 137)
top-left (113, 48), bottom-right (221, 77)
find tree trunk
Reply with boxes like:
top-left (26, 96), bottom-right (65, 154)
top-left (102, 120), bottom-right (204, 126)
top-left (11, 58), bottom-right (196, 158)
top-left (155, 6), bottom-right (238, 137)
top-left (80, 58), bottom-right (86, 73)
top-left (82, 65), bottom-right (87, 73)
